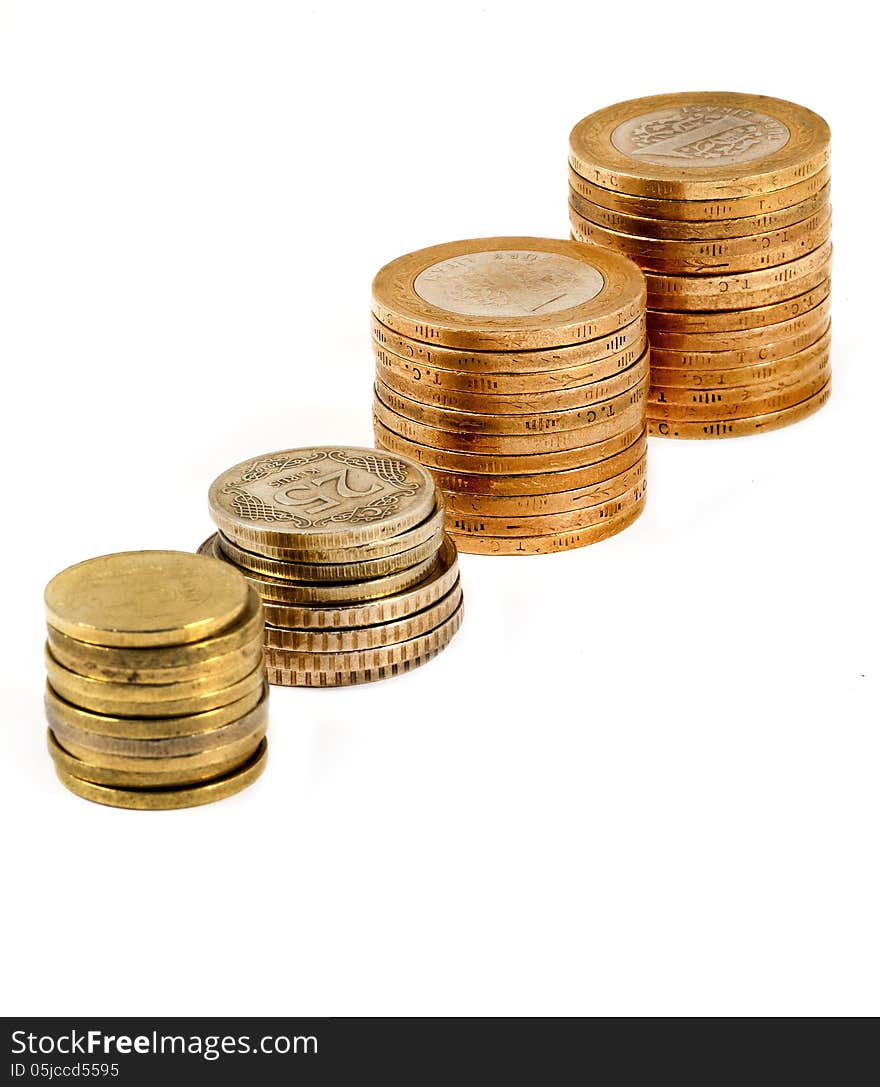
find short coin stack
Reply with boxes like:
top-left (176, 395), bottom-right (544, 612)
top-left (371, 236), bottom-right (648, 554)
top-left (43, 551), bottom-right (268, 810)
top-left (568, 92), bottom-right (831, 438)
top-left (202, 446), bottom-right (462, 686)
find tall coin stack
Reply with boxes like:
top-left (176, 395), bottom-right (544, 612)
top-left (202, 446), bottom-right (462, 686)
top-left (44, 551), bottom-right (269, 810)
top-left (371, 237), bottom-right (648, 555)
top-left (568, 93), bottom-right (831, 438)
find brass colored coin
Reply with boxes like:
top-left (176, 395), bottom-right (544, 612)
top-left (44, 680), bottom-right (265, 739)
top-left (264, 601), bottom-right (463, 679)
top-left (209, 446), bottom-right (436, 556)
top-left (441, 455), bottom-right (647, 517)
top-left (264, 582), bottom-right (463, 654)
top-left (650, 341), bottom-right (830, 390)
top-left (53, 739), bottom-right (268, 809)
top-left (648, 294), bottom-right (831, 350)
top-left (568, 184), bottom-right (830, 240)
top-left (50, 688), bottom-right (269, 758)
top-left (371, 312), bottom-right (647, 374)
top-left (649, 381), bottom-right (830, 438)
top-left (44, 550), bottom-right (250, 649)
top-left (215, 528), bottom-right (443, 581)
top-left (569, 94), bottom-right (830, 200)
top-left (372, 237), bottom-right (646, 350)
top-left (374, 417), bottom-right (646, 476)
top-left (650, 319), bottom-right (830, 371)
top-left (45, 649), bottom-right (266, 718)
top-left (567, 163), bottom-right (830, 221)
top-left (260, 537), bottom-right (459, 630)
top-left (374, 351), bottom-right (648, 414)
top-left (449, 495), bottom-right (646, 555)
top-left (647, 278), bottom-right (830, 333)
top-left (267, 646), bottom-right (450, 688)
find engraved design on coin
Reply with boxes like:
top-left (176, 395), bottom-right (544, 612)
top-left (413, 250), bottom-right (605, 317)
top-left (611, 105), bottom-right (791, 167)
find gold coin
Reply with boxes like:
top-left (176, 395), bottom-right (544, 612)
top-left (650, 319), bottom-right (830, 371)
top-left (53, 739), bottom-right (268, 809)
top-left (264, 581), bottom-right (463, 654)
top-left (44, 550), bottom-right (250, 649)
top-left (648, 294), bottom-right (831, 350)
top-left (45, 649), bottom-right (266, 718)
top-left (44, 680), bottom-right (266, 739)
top-left (371, 311), bottom-right (647, 374)
top-left (215, 528), bottom-right (443, 581)
top-left (264, 601), bottom-right (463, 682)
top-left (569, 94), bottom-right (830, 200)
top-left (260, 537), bottom-right (459, 630)
top-left (568, 183), bottom-right (830, 239)
top-left (374, 350), bottom-right (648, 414)
top-left (448, 495), bottom-right (645, 555)
top-left (649, 381), bottom-right (830, 438)
top-left (372, 237), bottom-right (645, 350)
top-left (568, 163), bottom-right (830, 221)
top-left (441, 455), bottom-right (647, 517)
top-left (267, 646), bottom-right (451, 688)
top-left (650, 340), bottom-right (830, 390)
top-left (45, 587), bottom-right (264, 681)
top-left (647, 278), bottom-right (830, 333)
top-left (49, 687), bottom-right (269, 757)
top-left (209, 446), bottom-right (436, 557)
top-left (374, 416), bottom-right (646, 475)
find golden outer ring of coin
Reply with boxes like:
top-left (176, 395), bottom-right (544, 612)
top-left (648, 358), bottom-right (830, 421)
top-left (44, 679), bottom-right (266, 740)
top-left (371, 312), bottom-right (648, 374)
top-left (214, 528), bottom-right (443, 582)
top-left (264, 600), bottom-right (463, 677)
top-left (53, 738), bottom-right (268, 810)
top-left (45, 649), bottom-right (266, 718)
top-left (650, 340), bottom-right (831, 390)
top-left (569, 94), bottom-right (830, 199)
top-left (414, 432), bottom-right (646, 497)
top-left (441, 455), bottom-right (647, 517)
top-left (648, 294), bottom-right (831, 350)
top-left (48, 688), bottom-right (269, 758)
top-left (650, 319), bottom-right (830, 371)
top-left (568, 184), bottom-right (830, 240)
top-left (264, 582), bottom-right (463, 654)
top-left (375, 417), bottom-right (645, 476)
top-left (649, 381), bottom-right (830, 439)
top-left (568, 164), bottom-right (830, 221)
top-left (372, 237), bottom-right (646, 350)
top-left (260, 537), bottom-right (459, 630)
top-left (449, 495), bottom-right (645, 555)
top-left (569, 207), bottom-right (831, 273)
top-left (374, 349), bottom-right (648, 413)
top-left (448, 478), bottom-right (647, 538)
top-left (647, 278), bottom-right (831, 334)
top-left (44, 550), bottom-right (251, 649)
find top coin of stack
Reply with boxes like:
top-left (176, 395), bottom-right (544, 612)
top-left (43, 550), bottom-right (269, 810)
top-left (202, 446), bottom-right (463, 685)
top-left (568, 93), bottom-right (832, 438)
top-left (371, 237), bottom-right (649, 555)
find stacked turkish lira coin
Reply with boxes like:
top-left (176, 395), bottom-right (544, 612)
top-left (568, 93), bottom-right (831, 439)
top-left (44, 551), bottom-right (268, 810)
top-left (371, 237), bottom-right (648, 554)
top-left (202, 446), bottom-right (462, 686)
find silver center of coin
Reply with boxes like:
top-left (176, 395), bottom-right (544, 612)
top-left (413, 250), bottom-right (605, 317)
top-left (611, 104), bottom-right (790, 167)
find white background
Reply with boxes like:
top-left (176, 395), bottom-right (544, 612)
top-left (1, 0), bottom-right (876, 1017)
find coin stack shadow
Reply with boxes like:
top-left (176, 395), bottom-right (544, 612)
top-left (202, 447), bottom-right (463, 686)
top-left (370, 236), bottom-right (649, 555)
top-left (43, 551), bottom-right (269, 810)
top-left (568, 93), bottom-right (831, 438)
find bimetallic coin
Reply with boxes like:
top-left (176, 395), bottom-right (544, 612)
top-left (648, 294), bottom-right (831, 350)
top-left (44, 550), bottom-right (250, 648)
top-left (209, 446), bottom-right (435, 556)
top-left (649, 319), bottom-right (830, 371)
top-left (650, 341), bottom-right (831, 390)
top-left (53, 739), bottom-right (268, 810)
top-left (646, 279), bottom-right (830, 333)
top-left (648, 381), bottom-right (831, 438)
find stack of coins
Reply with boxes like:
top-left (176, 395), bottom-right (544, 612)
top-left (201, 446), bottom-right (462, 686)
top-left (370, 236), bottom-right (648, 555)
top-left (43, 551), bottom-right (268, 810)
top-left (568, 93), bottom-right (831, 438)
